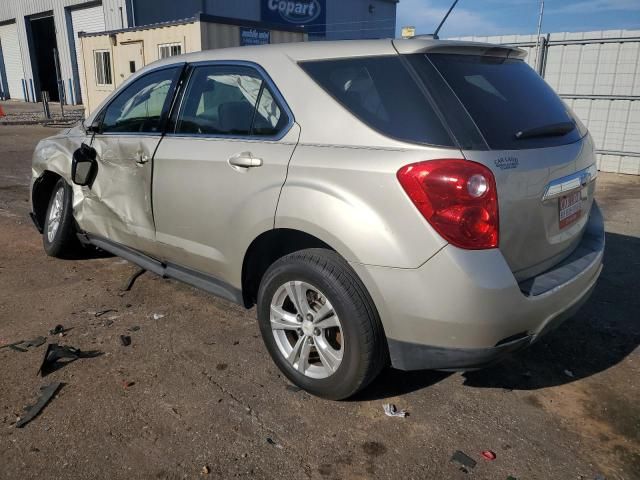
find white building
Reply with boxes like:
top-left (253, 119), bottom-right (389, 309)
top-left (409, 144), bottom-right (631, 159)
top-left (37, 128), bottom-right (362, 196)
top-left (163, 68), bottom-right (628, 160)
top-left (0, 0), bottom-right (398, 105)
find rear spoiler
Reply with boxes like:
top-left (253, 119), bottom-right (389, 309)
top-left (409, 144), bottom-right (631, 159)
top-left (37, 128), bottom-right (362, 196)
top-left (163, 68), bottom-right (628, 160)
top-left (392, 39), bottom-right (527, 60)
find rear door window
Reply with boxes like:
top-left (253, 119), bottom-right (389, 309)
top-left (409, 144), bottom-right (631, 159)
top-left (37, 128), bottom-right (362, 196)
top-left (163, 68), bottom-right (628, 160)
top-left (425, 54), bottom-right (583, 150)
top-left (300, 56), bottom-right (454, 147)
top-left (175, 65), bottom-right (287, 137)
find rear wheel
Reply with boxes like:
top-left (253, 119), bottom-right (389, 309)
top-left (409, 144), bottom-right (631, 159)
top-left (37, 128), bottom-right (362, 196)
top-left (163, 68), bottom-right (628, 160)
top-left (257, 248), bottom-right (387, 400)
top-left (42, 178), bottom-right (79, 257)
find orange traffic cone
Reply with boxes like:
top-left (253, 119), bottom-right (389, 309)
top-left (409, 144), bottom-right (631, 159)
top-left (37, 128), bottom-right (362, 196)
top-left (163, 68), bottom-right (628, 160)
top-left (0, 105), bottom-right (5, 118)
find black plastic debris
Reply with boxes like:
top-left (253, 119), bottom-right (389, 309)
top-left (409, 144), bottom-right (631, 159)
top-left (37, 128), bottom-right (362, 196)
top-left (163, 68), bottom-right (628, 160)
top-left (95, 309), bottom-right (117, 318)
top-left (266, 437), bottom-right (283, 449)
top-left (451, 450), bottom-right (477, 473)
top-left (121, 267), bottom-right (146, 292)
top-left (49, 325), bottom-right (64, 335)
top-left (120, 335), bottom-right (131, 347)
top-left (16, 383), bottom-right (63, 428)
top-left (2, 337), bottom-right (46, 352)
top-left (38, 343), bottom-right (103, 377)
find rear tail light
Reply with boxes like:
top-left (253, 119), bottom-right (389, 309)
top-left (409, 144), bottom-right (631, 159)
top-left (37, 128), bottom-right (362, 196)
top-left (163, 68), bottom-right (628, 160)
top-left (397, 159), bottom-right (499, 249)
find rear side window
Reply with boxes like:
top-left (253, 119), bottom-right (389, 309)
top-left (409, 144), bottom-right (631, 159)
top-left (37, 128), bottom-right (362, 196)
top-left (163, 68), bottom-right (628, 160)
top-left (300, 56), bottom-right (454, 147)
top-left (426, 54), bottom-right (583, 150)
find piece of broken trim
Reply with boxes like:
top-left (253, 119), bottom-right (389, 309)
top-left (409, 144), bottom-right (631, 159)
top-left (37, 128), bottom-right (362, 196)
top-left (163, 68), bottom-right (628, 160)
top-left (120, 335), bottom-right (131, 347)
top-left (383, 403), bottom-right (408, 418)
top-left (16, 383), bottom-right (63, 428)
top-left (121, 266), bottom-right (147, 292)
top-left (2, 337), bottom-right (46, 352)
top-left (451, 450), bottom-right (477, 473)
top-left (38, 343), bottom-right (103, 377)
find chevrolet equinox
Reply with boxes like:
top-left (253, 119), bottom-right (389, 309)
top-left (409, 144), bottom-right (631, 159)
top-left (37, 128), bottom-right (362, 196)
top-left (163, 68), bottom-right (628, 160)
top-left (30, 39), bottom-right (605, 399)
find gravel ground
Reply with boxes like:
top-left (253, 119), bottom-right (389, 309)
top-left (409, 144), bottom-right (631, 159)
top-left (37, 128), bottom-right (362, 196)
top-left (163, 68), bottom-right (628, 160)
top-left (0, 125), bottom-right (639, 480)
top-left (0, 100), bottom-right (84, 126)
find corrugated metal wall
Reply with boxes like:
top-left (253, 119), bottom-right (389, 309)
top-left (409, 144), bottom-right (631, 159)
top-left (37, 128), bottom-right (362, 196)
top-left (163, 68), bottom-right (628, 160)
top-left (451, 30), bottom-right (640, 175)
top-left (0, 0), bottom-right (126, 103)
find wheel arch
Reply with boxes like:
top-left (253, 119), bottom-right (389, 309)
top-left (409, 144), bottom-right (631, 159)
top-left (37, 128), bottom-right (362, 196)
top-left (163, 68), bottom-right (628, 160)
top-left (241, 228), bottom-right (336, 308)
top-left (31, 170), bottom-right (64, 232)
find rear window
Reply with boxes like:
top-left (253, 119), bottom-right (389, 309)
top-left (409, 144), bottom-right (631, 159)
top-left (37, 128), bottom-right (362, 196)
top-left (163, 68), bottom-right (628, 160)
top-left (300, 56), bottom-right (455, 147)
top-left (425, 53), bottom-right (583, 150)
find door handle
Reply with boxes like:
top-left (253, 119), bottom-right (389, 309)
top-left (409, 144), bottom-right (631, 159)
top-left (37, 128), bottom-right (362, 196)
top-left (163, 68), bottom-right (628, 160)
top-left (228, 153), bottom-right (263, 169)
top-left (136, 152), bottom-right (149, 165)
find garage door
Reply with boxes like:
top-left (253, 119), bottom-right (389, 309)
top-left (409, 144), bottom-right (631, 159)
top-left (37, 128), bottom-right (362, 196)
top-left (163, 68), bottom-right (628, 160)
top-left (71, 4), bottom-right (106, 104)
top-left (0, 22), bottom-right (26, 100)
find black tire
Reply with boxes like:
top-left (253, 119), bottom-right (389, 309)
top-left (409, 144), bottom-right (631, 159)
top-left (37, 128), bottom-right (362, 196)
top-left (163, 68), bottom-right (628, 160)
top-left (42, 178), bottom-right (79, 258)
top-left (257, 248), bottom-right (387, 400)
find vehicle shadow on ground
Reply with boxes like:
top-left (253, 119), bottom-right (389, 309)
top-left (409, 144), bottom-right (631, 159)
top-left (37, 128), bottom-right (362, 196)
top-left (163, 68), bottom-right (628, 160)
top-left (355, 232), bottom-right (639, 399)
top-left (463, 231), bottom-right (640, 391)
top-left (351, 368), bottom-right (451, 401)
top-left (58, 244), bottom-right (114, 261)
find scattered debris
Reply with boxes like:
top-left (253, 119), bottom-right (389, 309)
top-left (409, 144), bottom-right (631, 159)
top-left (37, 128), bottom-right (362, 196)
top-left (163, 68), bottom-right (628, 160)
top-left (201, 465), bottom-right (210, 475)
top-left (15, 383), bottom-right (63, 428)
top-left (481, 450), bottom-right (496, 460)
top-left (3, 337), bottom-right (46, 352)
top-left (39, 343), bottom-right (103, 377)
top-left (216, 363), bottom-right (227, 371)
top-left (451, 450), bottom-right (476, 473)
top-left (383, 403), bottom-right (408, 418)
top-left (49, 325), bottom-right (65, 335)
top-left (122, 267), bottom-right (147, 292)
top-left (266, 437), bottom-right (283, 449)
top-left (506, 476), bottom-right (518, 480)
top-left (564, 369), bottom-right (575, 378)
top-left (122, 380), bottom-right (135, 389)
top-left (9, 344), bottom-right (28, 353)
top-left (120, 335), bottom-right (132, 347)
top-left (152, 313), bottom-right (165, 320)
top-left (95, 309), bottom-right (117, 318)
top-left (128, 326), bottom-right (140, 332)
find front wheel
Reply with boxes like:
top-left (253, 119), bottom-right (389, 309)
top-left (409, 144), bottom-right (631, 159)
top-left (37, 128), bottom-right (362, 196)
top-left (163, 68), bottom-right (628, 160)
top-left (257, 248), bottom-right (387, 400)
top-left (42, 178), bottom-right (79, 258)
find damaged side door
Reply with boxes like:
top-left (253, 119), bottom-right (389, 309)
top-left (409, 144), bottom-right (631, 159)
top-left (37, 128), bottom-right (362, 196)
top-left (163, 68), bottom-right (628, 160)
top-left (78, 65), bottom-right (183, 256)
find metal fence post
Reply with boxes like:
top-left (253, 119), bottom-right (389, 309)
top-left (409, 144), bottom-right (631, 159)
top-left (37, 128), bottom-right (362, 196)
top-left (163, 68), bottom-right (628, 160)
top-left (42, 91), bottom-right (51, 119)
top-left (53, 48), bottom-right (65, 117)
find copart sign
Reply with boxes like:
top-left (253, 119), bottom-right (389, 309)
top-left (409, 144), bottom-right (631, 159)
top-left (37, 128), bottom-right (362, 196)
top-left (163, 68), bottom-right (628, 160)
top-left (262, 0), bottom-right (326, 36)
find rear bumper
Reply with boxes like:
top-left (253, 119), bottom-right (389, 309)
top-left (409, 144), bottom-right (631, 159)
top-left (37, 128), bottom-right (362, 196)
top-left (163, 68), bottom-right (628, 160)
top-left (350, 202), bottom-right (605, 371)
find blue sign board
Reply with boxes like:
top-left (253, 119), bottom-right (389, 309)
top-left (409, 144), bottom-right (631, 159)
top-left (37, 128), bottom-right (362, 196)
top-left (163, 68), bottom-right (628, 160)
top-left (261, 0), bottom-right (326, 36)
top-left (240, 27), bottom-right (271, 46)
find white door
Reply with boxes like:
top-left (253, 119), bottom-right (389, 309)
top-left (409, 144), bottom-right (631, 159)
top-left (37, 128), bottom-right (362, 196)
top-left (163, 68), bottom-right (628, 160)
top-left (71, 4), bottom-right (106, 104)
top-left (0, 22), bottom-right (25, 100)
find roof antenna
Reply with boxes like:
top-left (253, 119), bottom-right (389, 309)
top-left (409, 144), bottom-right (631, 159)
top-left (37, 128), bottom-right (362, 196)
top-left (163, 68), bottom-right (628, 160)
top-left (432, 0), bottom-right (460, 39)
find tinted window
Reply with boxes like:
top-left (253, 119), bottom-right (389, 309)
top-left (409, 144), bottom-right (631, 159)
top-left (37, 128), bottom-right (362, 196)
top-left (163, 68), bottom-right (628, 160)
top-left (101, 67), bottom-right (180, 133)
top-left (300, 56), bottom-right (454, 147)
top-left (427, 54), bottom-right (583, 150)
top-left (175, 65), bottom-right (286, 136)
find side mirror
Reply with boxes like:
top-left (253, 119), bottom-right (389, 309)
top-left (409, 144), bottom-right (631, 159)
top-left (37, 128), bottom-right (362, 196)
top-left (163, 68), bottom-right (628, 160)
top-left (85, 119), bottom-right (101, 134)
top-left (72, 143), bottom-right (98, 187)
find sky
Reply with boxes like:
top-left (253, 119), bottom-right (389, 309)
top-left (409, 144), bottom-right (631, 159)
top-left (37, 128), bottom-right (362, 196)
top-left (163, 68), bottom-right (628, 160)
top-left (395, 0), bottom-right (640, 38)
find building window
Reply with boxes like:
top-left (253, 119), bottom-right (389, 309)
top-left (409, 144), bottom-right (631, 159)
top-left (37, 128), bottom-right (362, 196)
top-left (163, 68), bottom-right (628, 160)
top-left (158, 43), bottom-right (182, 59)
top-left (94, 50), bottom-right (113, 86)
